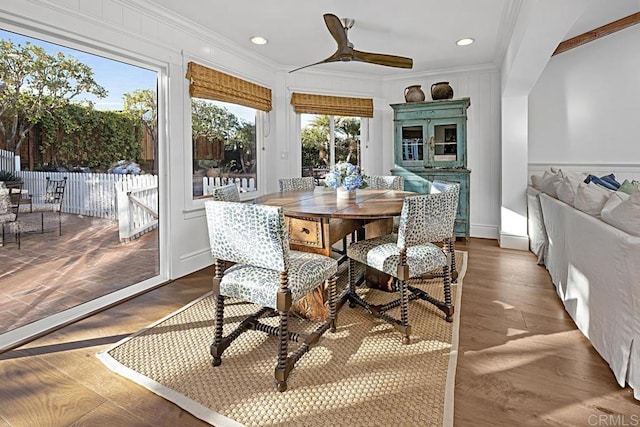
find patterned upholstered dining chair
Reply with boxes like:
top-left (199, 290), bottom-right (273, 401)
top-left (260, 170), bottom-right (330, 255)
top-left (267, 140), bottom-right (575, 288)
top-left (211, 183), bottom-right (240, 201)
top-left (346, 182), bottom-right (459, 344)
top-left (278, 176), bottom-right (315, 192)
top-left (365, 175), bottom-right (405, 190)
top-left (204, 200), bottom-right (338, 392)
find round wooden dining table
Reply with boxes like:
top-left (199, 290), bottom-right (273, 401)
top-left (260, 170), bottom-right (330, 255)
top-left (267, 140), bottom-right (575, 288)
top-left (253, 187), bottom-right (417, 320)
top-left (253, 188), bottom-right (416, 258)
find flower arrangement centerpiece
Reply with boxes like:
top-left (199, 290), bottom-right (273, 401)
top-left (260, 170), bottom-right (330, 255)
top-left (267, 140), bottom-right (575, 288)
top-left (325, 162), bottom-right (367, 199)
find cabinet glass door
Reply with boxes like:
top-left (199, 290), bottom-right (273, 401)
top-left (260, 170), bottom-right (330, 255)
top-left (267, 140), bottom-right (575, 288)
top-left (396, 120), bottom-right (426, 166)
top-left (427, 118), bottom-right (465, 168)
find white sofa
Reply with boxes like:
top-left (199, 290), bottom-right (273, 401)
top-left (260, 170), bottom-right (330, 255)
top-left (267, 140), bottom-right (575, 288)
top-left (528, 187), bottom-right (640, 399)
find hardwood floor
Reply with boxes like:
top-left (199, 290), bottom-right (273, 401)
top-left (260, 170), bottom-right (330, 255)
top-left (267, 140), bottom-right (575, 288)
top-left (0, 238), bottom-right (637, 426)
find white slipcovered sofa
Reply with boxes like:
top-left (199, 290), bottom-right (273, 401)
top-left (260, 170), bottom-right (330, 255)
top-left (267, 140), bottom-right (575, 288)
top-left (528, 172), bottom-right (640, 399)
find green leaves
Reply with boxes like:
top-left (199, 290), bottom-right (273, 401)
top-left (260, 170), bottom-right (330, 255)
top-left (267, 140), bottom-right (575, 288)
top-left (38, 103), bottom-right (141, 169)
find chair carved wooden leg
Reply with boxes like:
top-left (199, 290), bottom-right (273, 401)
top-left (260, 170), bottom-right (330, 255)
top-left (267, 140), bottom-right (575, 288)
top-left (442, 264), bottom-right (454, 322)
top-left (398, 249), bottom-right (411, 345)
top-left (327, 275), bottom-right (337, 332)
top-left (348, 258), bottom-right (357, 308)
top-left (448, 238), bottom-right (458, 282)
top-left (210, 259), bottom-right (226, 367)
top-left (275, 272), bottom-right (292, 392)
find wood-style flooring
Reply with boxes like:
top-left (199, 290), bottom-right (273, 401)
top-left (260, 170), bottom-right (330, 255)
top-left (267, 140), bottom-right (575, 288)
top-left (0, 238), bottom-right (637, 426)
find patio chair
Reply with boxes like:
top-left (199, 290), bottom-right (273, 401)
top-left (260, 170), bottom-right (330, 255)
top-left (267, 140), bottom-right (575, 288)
top-left (0, 182), bottom-right (22, 248)
top-left (204, 200), bottom-right (338, 392)
top-left (346, 183), bottom-right (459, 344)
top-left (211, 183), bottom-right (240, 201)
top-left (279, 176), bottom-right (315, 192)
top-left (29, 177), bottom-right (67, 236)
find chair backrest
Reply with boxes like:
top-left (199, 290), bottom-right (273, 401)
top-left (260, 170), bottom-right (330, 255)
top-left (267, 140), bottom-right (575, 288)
top-left (204, 200), bottom-right (290, 271)
top-left (212, 183), bottom-right (240, 202)
top-left (44, 177), bottom-right (67, 205)
top-left (365, 175), bottom-right (404, 190)
top-left (279, 176), bottom-right (315, 192)
top-left (430, 179), bottom-right (457, 194)
top-left (396, 183), bottom-right (459, 248)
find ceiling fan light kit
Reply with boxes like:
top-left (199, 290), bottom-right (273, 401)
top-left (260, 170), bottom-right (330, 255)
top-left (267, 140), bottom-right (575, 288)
top-left (289, 13), bottom-right (413, 73)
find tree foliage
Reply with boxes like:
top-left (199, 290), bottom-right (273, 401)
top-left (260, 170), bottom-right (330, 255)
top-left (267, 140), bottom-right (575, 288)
top-left (191, 99), bottom-right (256, 171)
top-left (0, 39), bottom-right (107, 153)
top-left (301, 115), bottom-right (361, 167)
top-left (123, 89), bottom-right (157, 172)
top-left (38, 103), bottom-right (141, 169)
top-left (123, 89), bottom-right (157, 142)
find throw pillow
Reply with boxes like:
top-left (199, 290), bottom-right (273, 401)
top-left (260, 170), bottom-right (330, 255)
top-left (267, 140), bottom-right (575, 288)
top-left (556, 175), bottom-right (583, 207)
top-left (601, 190), bottom-right (640, 237)
top-left (601, 191), bottom-right (630, 214)
top-left (584, 173), bottom-right (621, 191)
top-left (619, 179), bottom-right (640, 195)
top-left (540, 170), bottom-right (563, 198)
top-left (530, 174), bottom-right (543, 190)
top-left (574, 181), bottom-right (613, 217)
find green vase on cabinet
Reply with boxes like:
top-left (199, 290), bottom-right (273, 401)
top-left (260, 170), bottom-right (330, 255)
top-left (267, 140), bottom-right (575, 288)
top-left (390, 98), bottom-right (471, 239)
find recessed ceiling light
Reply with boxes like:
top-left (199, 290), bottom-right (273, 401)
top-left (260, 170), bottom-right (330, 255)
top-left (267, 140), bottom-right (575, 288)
top-left (456, 38), bottom-right (474, 46)
top-left (250, 36), bottom-right (268, 45)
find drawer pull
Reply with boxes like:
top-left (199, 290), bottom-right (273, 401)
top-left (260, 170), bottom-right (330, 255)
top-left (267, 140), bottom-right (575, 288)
top-left (301, 227), bottom-right (310, 234)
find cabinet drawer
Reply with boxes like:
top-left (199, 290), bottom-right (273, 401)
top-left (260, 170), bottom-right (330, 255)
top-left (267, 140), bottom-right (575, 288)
top-left (287, 216), bottom-right (324, 248)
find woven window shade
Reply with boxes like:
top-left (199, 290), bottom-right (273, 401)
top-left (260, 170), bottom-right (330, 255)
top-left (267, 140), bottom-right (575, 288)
top-left (290, 92), bottom-right (373, 118)
top-left (186, 62), bottom-right (272, 112)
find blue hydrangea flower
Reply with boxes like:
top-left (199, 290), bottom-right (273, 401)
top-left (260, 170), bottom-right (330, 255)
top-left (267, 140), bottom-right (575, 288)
top-left (325, 162), bottom-right (367, 191)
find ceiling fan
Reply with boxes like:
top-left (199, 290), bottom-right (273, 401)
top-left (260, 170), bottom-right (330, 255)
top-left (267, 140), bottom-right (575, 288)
top-left (289, 13), bottom-right (413, 73)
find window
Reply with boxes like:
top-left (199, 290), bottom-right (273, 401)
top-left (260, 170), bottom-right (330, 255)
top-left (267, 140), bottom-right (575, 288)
top-left (301, 114), bottom-right (361, 184)
top-left (185, 62), bottom-right (270, 199)
top-left (191, 99), bottom-right (257, 198)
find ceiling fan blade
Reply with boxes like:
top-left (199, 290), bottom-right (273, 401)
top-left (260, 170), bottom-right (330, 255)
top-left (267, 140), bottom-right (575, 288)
top-left (352, 50), bottom-right (413, 69)
top-left (288, 55), bottom-right (340, 73)
top-left (323, 13), bottom-right (349, 50)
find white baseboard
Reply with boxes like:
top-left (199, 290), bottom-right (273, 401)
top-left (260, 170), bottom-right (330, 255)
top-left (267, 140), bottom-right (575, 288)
top-left (499, 232), bottom-right (529, 251)
top-left (470, 224), bottom-right (499, 239)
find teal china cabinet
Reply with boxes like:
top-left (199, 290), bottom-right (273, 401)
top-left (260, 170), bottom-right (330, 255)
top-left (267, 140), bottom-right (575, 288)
top-left (390, 98), bottom-right (471, 238)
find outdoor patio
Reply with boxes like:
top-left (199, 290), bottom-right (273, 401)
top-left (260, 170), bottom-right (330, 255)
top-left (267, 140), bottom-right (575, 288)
top-left (0, 212), bottom-right (158, 333)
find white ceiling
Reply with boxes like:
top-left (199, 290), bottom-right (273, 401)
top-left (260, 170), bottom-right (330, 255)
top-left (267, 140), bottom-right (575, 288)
top-left (142, 0), bottom-right (640, 76)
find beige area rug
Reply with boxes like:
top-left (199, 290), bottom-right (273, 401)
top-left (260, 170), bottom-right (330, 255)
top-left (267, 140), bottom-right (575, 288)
top-left (98, 251), bottom-right (467, 427)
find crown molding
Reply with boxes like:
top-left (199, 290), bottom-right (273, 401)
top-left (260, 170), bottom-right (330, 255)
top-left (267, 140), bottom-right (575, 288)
top-left (382, 63), bottom-right (498, 82)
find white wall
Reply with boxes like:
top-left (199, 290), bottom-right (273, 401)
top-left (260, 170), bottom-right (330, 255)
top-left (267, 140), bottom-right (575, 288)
top-left (529, 25), bottom-right (640, 167)
top-left (382, 67), bottom-right (502, 239)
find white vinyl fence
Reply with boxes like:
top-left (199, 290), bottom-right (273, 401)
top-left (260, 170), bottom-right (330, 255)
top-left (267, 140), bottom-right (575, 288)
top-left (116, 175), bottom-right (158, 242)
top-left (202, 176), bottom-right (256, 195)
top-left (18, 171), bottom-right (158, 241)
top-left (0, 149), bottom-right (15, 172)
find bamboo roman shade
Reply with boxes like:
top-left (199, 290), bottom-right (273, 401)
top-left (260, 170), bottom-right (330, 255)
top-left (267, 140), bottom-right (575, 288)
top-left (290, 92), bottom-right (373, 118)
top-left (186, 62), bottom-right (272, 112)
